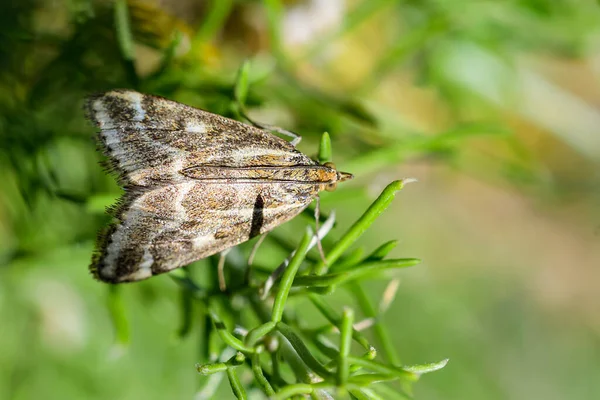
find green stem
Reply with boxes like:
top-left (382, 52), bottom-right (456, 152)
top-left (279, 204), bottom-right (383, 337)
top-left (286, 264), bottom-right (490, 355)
top-left (251, 352), bottom-right (275, 396)
top-left (347, 356), bottom-right (417, 381)
top-left (245, 321), bottom-right (276, 346)
top-left (312, 180), bottom-right (412, 275)
top-left (273, 384), bottom-right (313, 400)
top-left (195, 0), bottom-right (233, 42)
top-left (337, 307), bottom-right (354, 385)
top-left (271, 228), bottom-right (313, 323)
top-left (227, 367), bottom-right (247, 400)
top-left (209, 310), bottom-right (255, 353)
top-left (277, 321), bottom-right (333, 379)
top-left (114, 0), bottom-right (135, 61)
top-left (300, 259), bottom-right (421, 287)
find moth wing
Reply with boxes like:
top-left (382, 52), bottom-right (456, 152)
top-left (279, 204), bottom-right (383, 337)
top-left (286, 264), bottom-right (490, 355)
top-left (92, 181), bottom-right (318, 283)
top-left (85, 90), bottom-right (315, 186)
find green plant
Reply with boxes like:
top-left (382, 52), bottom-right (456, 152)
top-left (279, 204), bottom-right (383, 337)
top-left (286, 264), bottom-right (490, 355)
top-left (97, 4), bottom-right (450, 395)
top-left (103, 64), bottom-right (447, 396)
top-left (164, 178), bottom-right (445, 399)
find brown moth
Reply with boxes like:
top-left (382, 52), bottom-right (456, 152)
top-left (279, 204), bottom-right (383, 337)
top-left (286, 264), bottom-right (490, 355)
top-left (85, 90), bottom-right (352, 283)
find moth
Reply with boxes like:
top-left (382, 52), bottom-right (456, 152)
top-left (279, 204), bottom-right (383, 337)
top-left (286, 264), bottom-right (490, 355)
top-left (85, 90), bottom-right (353, 283)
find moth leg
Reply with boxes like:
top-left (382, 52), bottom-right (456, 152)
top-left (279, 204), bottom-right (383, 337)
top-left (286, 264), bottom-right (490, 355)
top-left (259, 257), bottom-right (288, 300)
top-left (248, 233), bottom-right (268, 266)
top-left (239, 109), bottom-right (302, 146)
top-left (314, 196), bottom-right (327, 265)
top-left (218, 249), bottom-right (231, 292)
top-left (259, 211), bottom-right (336, 300)
top-left (260, 123), bottom-right (302, 147)
top-left (245, 233), bottom-right (268, 284)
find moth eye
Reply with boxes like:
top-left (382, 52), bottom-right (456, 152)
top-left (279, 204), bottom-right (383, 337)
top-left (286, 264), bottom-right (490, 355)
top-left (326, 182), bottom-right (337, 192)
top-left (323, 161), bottom-right (337, 170)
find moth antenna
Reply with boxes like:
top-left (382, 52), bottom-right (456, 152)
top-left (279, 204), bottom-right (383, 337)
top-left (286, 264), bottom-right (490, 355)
top-left (314, 196), bottom-right (327, 265)
top-left (238, 108), bottom-right (302, 146)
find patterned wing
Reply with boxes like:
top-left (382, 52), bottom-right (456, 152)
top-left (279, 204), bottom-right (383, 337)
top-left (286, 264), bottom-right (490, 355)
top-left (92, 181), bottom-right (318, 283)
top-left (85, 90), bottom-right (326, 283)
top-left (85, 89), bottom-right (316, 186)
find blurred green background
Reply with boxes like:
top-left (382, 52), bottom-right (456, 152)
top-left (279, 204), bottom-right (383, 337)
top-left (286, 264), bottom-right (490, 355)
top-left (1, 0), bottom-right (600, 399)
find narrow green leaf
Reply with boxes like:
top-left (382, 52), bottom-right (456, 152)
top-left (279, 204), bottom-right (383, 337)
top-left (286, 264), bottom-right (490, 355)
top-left (196, 361), bottom-right (227, 375)
top-left (347, 373), bottom-right (397, 385)
top-left (245, 321), bottom-right (276, 346)
top-left (312, 179), bottom-right (414, 275)
top-left (263, 0), bottom-right (286, 62)
top-left (277, 322), bottom-right (333, 379)
top-left (114, 0), bottom-right (135, 61)
top-left (251, 352), bottom-right (275, 396)
top-left (150, 29), bottom-right (183, 79)
top-left (234, 60), bottom-right (252, 107)
top-left (329, 247), bottom-right (365, 271)
top-left (176, 282), bottom-right (193, 339)
top-left (195, 0), bottom-right (233, 42)
top-left (313, 333), bottom-right (340, 359)
top-left (365, 240), bottom-right (398, 261)
top-left (330, 240), bottom-right (398, 273)
top-left (298, 259), bottom-right (421, 287)
top-left (337, 307), bottom-right (354, 385)
top-left (350, 387), bottom-right (386, 400)
top-left (107, 285), bottom-right (129, 349)
top-left (319, 132), bottom-right (332, 164)
top-left (347, 356), bottom-right (417, 381)
top-left (227, 366), bottom-right (247, 400)
top-left (403, 358), bottom-right (449, 374)
top-left (271, 227), bottom-right (313, 323)
top-left (272, 384), bottom-right (313, 400)
top-left (210, 311), bottom-right (255, 353)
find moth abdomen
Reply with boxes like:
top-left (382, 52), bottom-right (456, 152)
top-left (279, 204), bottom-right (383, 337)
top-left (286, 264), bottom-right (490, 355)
top-left (180, 164), bottom-right (337, 184)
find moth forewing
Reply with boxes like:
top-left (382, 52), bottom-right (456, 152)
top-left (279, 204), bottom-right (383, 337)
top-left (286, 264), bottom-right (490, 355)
top-left (86, 89), bottom-right (352, 283)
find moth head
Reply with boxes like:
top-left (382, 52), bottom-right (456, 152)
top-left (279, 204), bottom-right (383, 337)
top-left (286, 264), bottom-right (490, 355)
top-left (322, 162), bottom-right (353, 192)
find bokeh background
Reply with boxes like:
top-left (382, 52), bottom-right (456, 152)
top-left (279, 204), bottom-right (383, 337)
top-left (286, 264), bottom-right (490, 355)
top-left (1, 0), bottom-right (600, 399)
